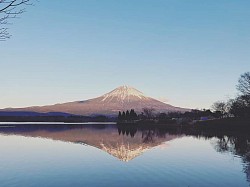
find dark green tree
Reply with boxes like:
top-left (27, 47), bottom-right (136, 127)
top-left (129, 109), bottom-right (138, 120)
top-left (142, 108), bottom-right (155, 119)
top-left (158, 113), bottom-right (168, 121)
top-left (118, 111), bottom-right (122, 121)
top-left (122, 111), bottom-right (126, 121)
top-left (126, 110), bottom-right (130, 120)
top-left (230, 95), bottom-right (250, 118)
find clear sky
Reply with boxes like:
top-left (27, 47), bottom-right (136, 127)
top-left (1, 0), bottom-right (250, 109)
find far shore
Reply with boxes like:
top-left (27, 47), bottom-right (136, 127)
top-left (0, 122), bottom-right (117, 126)
top-left (0, 118), bottom-right (249, 131)
top-left (117, 117), bottom-right (250, 130)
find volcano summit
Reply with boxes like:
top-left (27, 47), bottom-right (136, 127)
top-left (2, 86), bottom-right (189, 116)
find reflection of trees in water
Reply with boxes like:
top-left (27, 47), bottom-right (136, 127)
top-left (188, 128), bottom-right (250, 183)
top-left (117, 126), bottom-right (177, 144)
top-left (213, 136), bottom-right (235, 153)
top-left (118, 126), bottom-right (137, 137)
top-left (246, 162), bottom-right (250, 183)
top-left (141, 129), bottom-right (170, 143)
top-left (142, 130), bottom-right (156, 143)
top-left (117, 126), bottom-right (164, 143)
top-left (210, 134), bottom-right (250, 183)
top-left (118, 125), bottom-right (250, 183)
top-left (230, 136), bottom-right (250, 182)
top-left (1, 124), bottom-right (250, 182)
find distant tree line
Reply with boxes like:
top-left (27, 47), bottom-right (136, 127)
top-left (118, 108), bottom-right (159, 122)
top-left (0, 115), bottom-right (114, 122)
top-left (157, 109), bottom-right (216, 122)
top-left (117, 108), bottom-right (219, 124)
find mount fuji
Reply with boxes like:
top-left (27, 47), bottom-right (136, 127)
top-left (1, 86), bottom-right (189, 116)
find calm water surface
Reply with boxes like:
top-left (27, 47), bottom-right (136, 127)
top-left (0, 124), bottom-right (249, 187)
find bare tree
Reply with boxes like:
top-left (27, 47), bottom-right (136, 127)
top-left (211, 101), bottom-right (230, 118)
top-left (142, 107), bottom-right (155, 119)
top-left (237, 72), bottom-right (250, 96)
top-left (0, 0), bottom-right (32, 40)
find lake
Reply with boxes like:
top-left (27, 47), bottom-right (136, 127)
top-left (0, 123), bottom-right (249, 187)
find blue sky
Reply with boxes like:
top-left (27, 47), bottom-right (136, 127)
top-left (1, 0), bottom-right (250, 109)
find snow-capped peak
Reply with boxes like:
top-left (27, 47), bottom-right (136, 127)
top-left (101, 85), bottom-right (148, 102)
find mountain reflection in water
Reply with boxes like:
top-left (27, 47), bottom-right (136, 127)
top-left (0, 124), bottom-right (180, 162)
top-left (0, 124), bottom-right (249, 185)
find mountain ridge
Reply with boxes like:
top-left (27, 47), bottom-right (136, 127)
top-left (1, 85), bottom-right (190, 116)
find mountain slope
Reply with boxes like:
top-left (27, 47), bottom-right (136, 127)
top-left (2, 86), bottom-right (189, 116)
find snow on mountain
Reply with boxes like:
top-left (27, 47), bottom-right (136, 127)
top-left (101, 85), bottom-right (148, 102)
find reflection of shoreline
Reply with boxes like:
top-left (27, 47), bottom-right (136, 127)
top-left (0, 122), bottom-right (117, 125)
top-left (0, 124), bottom-right (249, 182)
top-left (0, 124), bottom-right (249, 184)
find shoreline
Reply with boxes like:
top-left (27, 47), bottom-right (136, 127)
top-left (0, 122), bottom-right (117, 126)
top-left (0, 118), bottom-right (249, 130)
